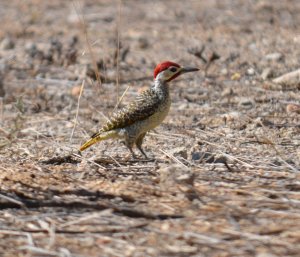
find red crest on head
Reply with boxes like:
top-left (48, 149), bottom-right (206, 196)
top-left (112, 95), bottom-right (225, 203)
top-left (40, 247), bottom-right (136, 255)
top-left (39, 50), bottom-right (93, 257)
top-left (153, 61), bottom-right (180, 79)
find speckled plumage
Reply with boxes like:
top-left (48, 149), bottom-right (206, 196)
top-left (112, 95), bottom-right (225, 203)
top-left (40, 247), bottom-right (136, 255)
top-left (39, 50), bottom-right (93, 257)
top-left (99, 85), bottom-right (169, 134)
top-left (80, 61), bottom-right (199, 158)
top-left (80, 81), bottom-right (170, 157)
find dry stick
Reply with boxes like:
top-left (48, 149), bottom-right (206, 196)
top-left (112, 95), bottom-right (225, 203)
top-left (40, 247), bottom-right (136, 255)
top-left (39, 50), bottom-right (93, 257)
top-left (115, 0), bottom-right (122, 105)
top-left (107, 154), bottom-right (124, 169)
top-left (0, 230), bottom-right (34, 246)
top-left (73, 1), bottom-right (102, 89)
top-left (113, 84), bottom-right (131, 112)
top-left (218, 151), bottom-right (254, 168)
top-left (60, 212), bottom-right (104, 228)
top-left (0, 97), bottom-right (3, 123)
top-left (72, 152), bottom-right (106, 170)
top-left (70, 80), bottom-right (85, 142)
top-left (259, 124), bottom-right (299, 173)
top-left (18, 246), bottom-right (59, 257)
top-left (46, 220), bottom-right (56, 251)
top-left (266, 140), bottom-right (299, 173)
top-left (0, 193), bottom-right (25, 207)
top-left (220, 228), bottom-right (293, 247)
top-left (159, 149), bottom-right (188, 168)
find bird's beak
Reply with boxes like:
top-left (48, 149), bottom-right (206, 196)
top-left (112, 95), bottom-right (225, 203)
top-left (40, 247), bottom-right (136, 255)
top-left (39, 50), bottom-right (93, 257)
top-left (180, 67), bottom-right (200, 74)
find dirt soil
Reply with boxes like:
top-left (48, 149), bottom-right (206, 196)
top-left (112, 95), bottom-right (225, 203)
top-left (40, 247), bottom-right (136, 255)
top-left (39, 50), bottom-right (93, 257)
top-left (0, 0), bottom-right (300, 256)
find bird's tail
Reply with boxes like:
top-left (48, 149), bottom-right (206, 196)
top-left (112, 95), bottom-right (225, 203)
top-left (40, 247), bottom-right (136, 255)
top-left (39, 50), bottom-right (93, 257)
top-left (79, 131), bottom-right (117, 151)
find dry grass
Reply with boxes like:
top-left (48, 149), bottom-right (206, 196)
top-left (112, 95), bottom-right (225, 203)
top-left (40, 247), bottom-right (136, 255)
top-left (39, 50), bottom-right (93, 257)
top-left (0, 0), bottom-right (300, 256)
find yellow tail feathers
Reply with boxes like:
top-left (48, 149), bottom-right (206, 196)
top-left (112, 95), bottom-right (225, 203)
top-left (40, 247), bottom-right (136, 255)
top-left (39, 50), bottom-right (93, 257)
top-left (79, 137), bottom-right (101, 151)
top-left (79, 131), bottom-right (118, 151)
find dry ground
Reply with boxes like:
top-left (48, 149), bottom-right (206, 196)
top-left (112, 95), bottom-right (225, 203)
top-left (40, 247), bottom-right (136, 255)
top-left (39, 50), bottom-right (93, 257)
top-left (0, 0), bottom-right (300, 256)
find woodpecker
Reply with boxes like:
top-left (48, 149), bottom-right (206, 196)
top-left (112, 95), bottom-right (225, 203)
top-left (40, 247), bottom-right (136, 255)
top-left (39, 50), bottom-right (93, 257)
top-left (80, 61), bottom-right (199, 158)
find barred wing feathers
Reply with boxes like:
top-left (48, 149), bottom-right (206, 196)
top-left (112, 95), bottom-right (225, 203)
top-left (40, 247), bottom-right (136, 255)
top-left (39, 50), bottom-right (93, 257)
top-left (91, 88), bottom-right (161, 138)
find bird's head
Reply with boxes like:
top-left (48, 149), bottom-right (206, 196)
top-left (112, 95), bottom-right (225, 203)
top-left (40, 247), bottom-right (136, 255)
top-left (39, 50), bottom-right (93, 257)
top-left (153, 61), bottom-right (199, 82)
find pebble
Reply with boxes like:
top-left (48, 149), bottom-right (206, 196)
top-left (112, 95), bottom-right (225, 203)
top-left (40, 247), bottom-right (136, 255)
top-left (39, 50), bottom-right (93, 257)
top-left (261, 68), bottom-right (273, 80)
top-left (265, 52), bottom-right (283, 61)
top-left (246, 67), bottom-right (255, 76)
top-left (220, 68), bottom-right (228, 75)
top-left (231, 72), bottom-right (241, 80)
top-left (238, 97), bottom-right (255, 109)
top-left (286, 103), bottom-right (300, 114)
top-left (0, 37), bottom-right (15, 50)
top-left (221, 87), bottom-right (234, 98)
top-left (191, 152), bottom-right (201, 161)
top-left (170, 146), bottom-right (188, 159)
top-left (222, 111), bottom-right (241, 123)
top-left (71, 85), bottom-right (82, 97)
top-left (138, 37), bottom-right (149, 49)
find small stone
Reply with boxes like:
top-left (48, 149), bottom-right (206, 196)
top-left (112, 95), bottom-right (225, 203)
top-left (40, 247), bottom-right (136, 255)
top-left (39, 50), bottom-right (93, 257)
top-left (191, 151), bottom-right (215, 163)
top-left (220, 68), bottom-right (228, 75)
top-left (286, 103), bottom-right (300, 114)
top-left (265, 52), bottom-right (283, 62)
top-left (191, 152), bottom-right (201, 161)
top-left (246, 67), bottom-right (255, 76)
top-left (222, 111), bottom-right (241, 123)
top-left (138, 37), bottom-right (149, 49)
top-left (249, 43), bottom-right (258, 52)
top-left (261, 68), bottom-right (273, 80)
top-left (238, 97), bottom-right (255, 109)
top-left (231, 72), bottom-right (241, 80)
top-left (0, 37), bottom-right (15, 50)
top-left (169, 146), bottom-right (188, 159)
top-left (71, 85), bottom-right (82, 97)
top-left (221, 87), bottom-right (235, 98)
top-left (254, 117), bottom-right (274, 127)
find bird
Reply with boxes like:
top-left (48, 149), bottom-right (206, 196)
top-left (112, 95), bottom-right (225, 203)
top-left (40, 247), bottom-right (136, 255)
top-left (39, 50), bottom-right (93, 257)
top-left (80, 61), bottom-right (199, 159)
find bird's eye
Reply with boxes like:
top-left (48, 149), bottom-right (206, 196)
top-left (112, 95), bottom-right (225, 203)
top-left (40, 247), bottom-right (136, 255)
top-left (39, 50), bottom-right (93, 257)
top-left (169, 67), bottom-right (177, 72)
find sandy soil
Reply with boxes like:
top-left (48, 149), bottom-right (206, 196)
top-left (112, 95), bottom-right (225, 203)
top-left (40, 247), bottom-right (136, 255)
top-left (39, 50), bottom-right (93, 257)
top-left (0, 0), bottom-right (300, 256)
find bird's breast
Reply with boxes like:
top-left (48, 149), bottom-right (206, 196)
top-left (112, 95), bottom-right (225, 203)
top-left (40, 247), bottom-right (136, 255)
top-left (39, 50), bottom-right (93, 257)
top-left (136, 97), bottom-right (171, 133)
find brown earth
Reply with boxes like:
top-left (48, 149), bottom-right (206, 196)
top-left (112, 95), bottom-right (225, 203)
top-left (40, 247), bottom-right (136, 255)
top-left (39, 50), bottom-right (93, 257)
top-left (0, 0), bottom-right (300, 256)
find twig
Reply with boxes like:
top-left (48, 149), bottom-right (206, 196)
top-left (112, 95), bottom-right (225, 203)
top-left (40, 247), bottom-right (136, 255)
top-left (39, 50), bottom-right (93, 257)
top-left (73, 1), bottom-right (102, 89)
top-left (0, 230), bottom-right (34, 246)
top-left (115, 0), bottom-right (122, 104)
top-left (72, 152), bottom-right (107, 170)
top-left (0, 197), bottom-right (182, 220)
top-left (113, 84), bottom-right (130, 113)
top-left (107, 154), bottom-right (125, 169)
top-left (0, 193), bottom-right (25, 207)
top-left (60, 211), bottom-right (108, 228)
top-left (0, 97), bottom-right (3, 123)
top-left (18, 246), bottom-right (60, 257)
top-left (184, 231), bottom-right (223, 244)
top-left (159, 149), bottom-right (188, 168)
top-left (218, 151), bottom-right (254, 168)
top-left (70, 80), bottom-right (85, 142)
top-left (221, 228), bottom-right (293, 247)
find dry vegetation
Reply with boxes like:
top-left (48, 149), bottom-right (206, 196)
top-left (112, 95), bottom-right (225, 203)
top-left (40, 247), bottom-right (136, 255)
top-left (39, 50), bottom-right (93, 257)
top-left (0, 0), bottom-right (300, 256)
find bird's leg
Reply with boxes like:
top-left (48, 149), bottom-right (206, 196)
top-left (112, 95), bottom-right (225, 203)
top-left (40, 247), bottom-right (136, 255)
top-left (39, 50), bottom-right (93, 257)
top-left (135, 132), bottom-right (148, 159)
top-left (124, 136), bottom-right (137, 159)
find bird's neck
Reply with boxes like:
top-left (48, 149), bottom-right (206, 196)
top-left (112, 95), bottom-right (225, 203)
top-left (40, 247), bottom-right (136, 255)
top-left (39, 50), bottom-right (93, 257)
top-left (153, 78), bottom-right (169, 97)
